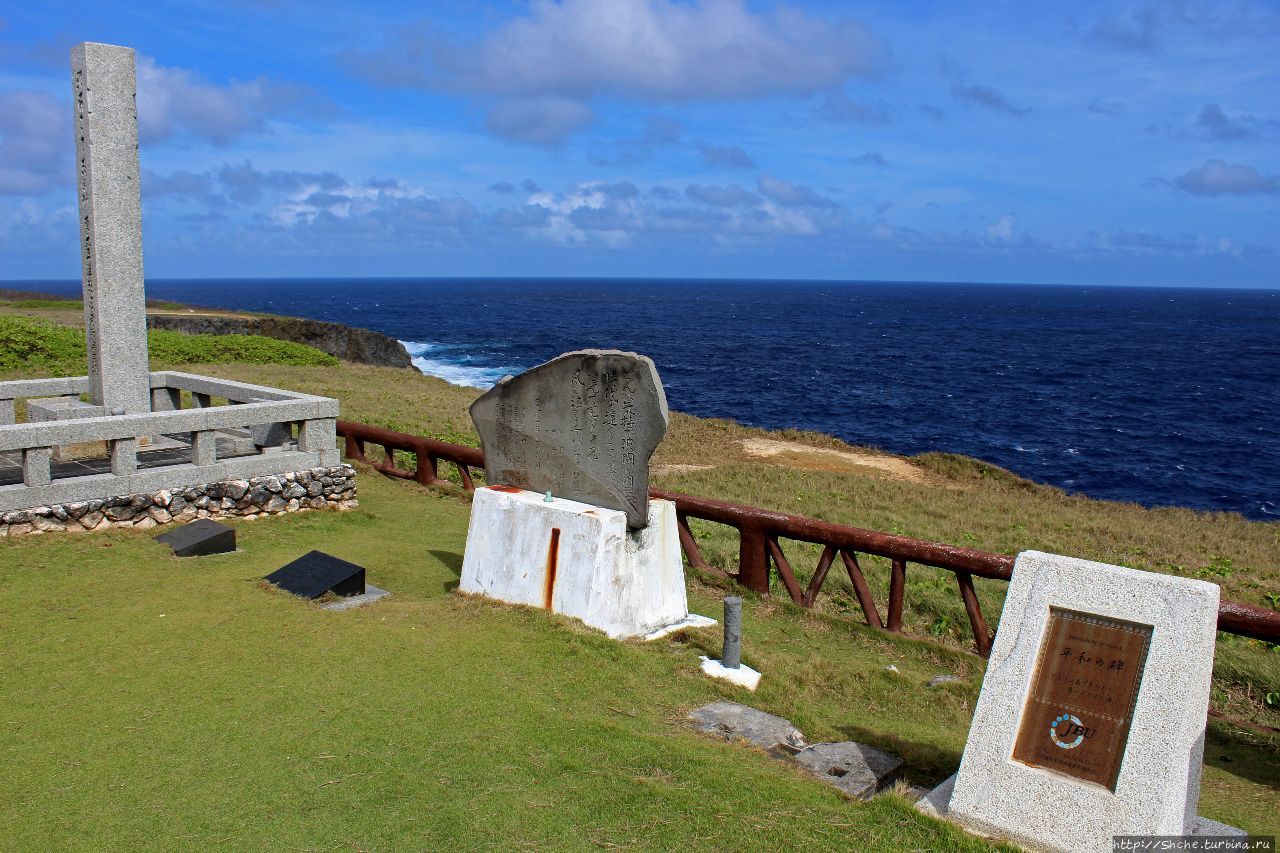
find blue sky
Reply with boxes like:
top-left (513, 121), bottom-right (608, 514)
top-left (0, 0), bottom-right (1277, 287)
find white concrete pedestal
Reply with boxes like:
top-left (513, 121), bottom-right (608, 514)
top-left (460, 486), bottom-right (705, 639)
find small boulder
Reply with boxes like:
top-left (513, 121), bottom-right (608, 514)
top-left (688, 701), bottom-right (808, 757)
top-left (792, 741), bottom-right (903, 800)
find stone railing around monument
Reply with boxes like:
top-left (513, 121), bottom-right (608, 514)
top-left (0, 371), bottom-right (339, 513)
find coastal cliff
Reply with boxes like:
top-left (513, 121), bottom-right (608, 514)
top-left (146, 312), bottom-right (412, 369)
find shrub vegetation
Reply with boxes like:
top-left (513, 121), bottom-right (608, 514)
top-left (0, 315), bottom-right (336, 374)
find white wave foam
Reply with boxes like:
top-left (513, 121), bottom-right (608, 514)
top-left (401, 340), bottom-right (510, 389)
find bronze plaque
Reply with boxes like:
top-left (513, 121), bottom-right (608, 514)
top-left (1011, 608), bottom-right (1152, 791)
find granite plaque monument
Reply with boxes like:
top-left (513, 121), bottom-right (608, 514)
top-left (917, 550), bottom-right (1244, 852)
top-left (469, 350), bottom-right (667, 529)
top-left (460, 351), bottom-right (711, 640)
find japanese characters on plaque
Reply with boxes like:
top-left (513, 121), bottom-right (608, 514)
top-left (1012, 608), bottom-right (1152, 790)
top-left (470, 350), bottom-right (669, 529)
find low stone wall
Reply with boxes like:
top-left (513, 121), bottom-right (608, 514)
top-left (0, 464), bottom-right (357, 537)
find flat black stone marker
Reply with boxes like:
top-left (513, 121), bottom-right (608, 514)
top-left (154, 519), bottom-right (236, 557)
top-left (265, 550), bottom-right (365, 599)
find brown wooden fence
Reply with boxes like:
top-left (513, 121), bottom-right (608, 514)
top-left (337, 418), bottom-right (1280, 659)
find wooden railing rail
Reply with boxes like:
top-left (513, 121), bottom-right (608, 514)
top-left (335, 419), bottom-right (1280, 657)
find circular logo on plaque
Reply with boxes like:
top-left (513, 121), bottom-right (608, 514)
top-left (1049, 713), bottom-right (1086, 749)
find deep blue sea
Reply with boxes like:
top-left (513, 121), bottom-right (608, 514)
top-left (18, 278), bottom-right (1279, 520)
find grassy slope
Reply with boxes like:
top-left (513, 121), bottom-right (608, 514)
top-left (187, 363), bottom-right (1280, 728)
top-left (1, 304), bottom-right (1275, 843)
top-left (0, 315), bottom-right (336, 375)
top-left (0, 470), bottom-right (1011, 852)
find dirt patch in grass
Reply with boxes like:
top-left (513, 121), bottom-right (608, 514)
top-left (740, 437), bottom-right (940, 485)
top-left (654, 463), bottom-right (716, 476)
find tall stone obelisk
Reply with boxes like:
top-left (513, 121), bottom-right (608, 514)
top-left (71, 42), bottom-right (151, 415)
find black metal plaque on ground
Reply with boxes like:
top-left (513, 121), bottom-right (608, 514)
top-left (154, 519), bottom-right (236, 557)
top-left (265, 551), bottom-right (366, 599)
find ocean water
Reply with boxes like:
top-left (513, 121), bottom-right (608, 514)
top-left (18, 277), bottom-right (1279, 520)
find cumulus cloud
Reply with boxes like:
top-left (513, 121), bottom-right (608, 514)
top-left (0, 90), bottom-right (72, 194)
top-left (697, 142), bottom-right (754, 169)
top-left (950, 84), bottom-right (1030, 117)
top-left (350, 0), bottom-right (885, 100)
top-left (757, 174), bottom-right (835, 207)
top-left (987, 213), bottom-right (1017, 241)
top-left (135, 55), bottom-right (315, 145)
top-left (1174, 160), bottom-right (1279, 196)
top-left (488, 176), bottom-right (850, 247)
top-left (346, 0), bottom-right (885, 142)
top-left (488, 181), bottom-right (516, 194)
top-left (685, 183), bottom-right (759, 207)
top-left (492, 204), bottom-right (552, 228)
top-left (217, 161), bottom-right (346, 205)
top-left (483, 96), bottom-right (595, 145)
top-left (143, 169), bottom-right (225, 207)
top-left (1196, 104), bottom-right (1261, 140)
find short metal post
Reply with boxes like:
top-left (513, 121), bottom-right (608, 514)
top-left (723, 596), bottom-right (742, 669)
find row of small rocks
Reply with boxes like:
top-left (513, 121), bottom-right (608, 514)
top-left (0, 464), bottom-right (358, 537)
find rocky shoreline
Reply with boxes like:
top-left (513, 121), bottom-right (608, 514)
top-left (146, 313), bottom-right (412, 368)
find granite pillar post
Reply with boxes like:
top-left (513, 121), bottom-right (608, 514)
top-left (72, 42), bottom-right (151, 415)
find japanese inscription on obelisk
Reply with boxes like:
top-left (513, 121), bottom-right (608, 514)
top-left (72, 42), bottom-right (151, 415)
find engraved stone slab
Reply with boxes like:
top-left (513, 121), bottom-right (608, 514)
top-left (920, 550), bottom-right (1239, 852)
top-left (72, 42), bottom-right (151, 415)
top-left (266, 550), bottom-right (365, 599)
top-left (469, 350), bottom-right (668, 529)
top-left (154, 518), bottom-right (235, 557)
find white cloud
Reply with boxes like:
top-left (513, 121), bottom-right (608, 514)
top-left (987, 214), bottom-right (1016, 240)
top-left (347, 0), bottom-right (885, 143)
top-left (1175, 160), bottom-right (1279, 196)
top-left (757, 174), bottom-right (836, 207)
top-left (0, 90), bottom-right (71, 194)
top-left (136, 55), bottom-right (314, 146)
top-left (482, 96), bottom-right (595, 145)
top-left (354, 0), bottom-right (884, 101)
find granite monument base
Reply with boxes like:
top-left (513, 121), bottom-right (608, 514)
top-left (459, 486), bottom-right (699, 639)
top-left (916, 550), bottom-right (1245, 852)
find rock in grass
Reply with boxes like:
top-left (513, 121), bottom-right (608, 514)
top-left (688, 701), bottom-right (808, 757)
top-left (792, 741), bottom-right (904, 799)
top-left (927, 674), bottom-right (961, 688)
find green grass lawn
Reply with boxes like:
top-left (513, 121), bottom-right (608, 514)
top-left (1, 468), bottom-right (1274, 850)
top-left (2, 468), bottom-right (1011, 852)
